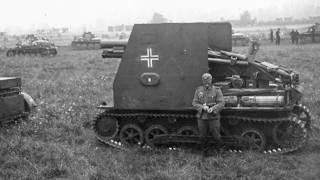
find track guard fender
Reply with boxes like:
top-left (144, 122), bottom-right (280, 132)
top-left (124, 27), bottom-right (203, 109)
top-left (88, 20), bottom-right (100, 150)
top-left (21, 92), bottom-right (37, 112)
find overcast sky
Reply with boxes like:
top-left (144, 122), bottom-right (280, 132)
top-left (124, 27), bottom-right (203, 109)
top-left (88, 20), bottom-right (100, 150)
top-left (1, 0), bottom-right (319, 32)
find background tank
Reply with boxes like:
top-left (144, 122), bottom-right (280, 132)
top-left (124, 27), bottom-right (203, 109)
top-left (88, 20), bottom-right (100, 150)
top-left (71, 32), bottom-right (101, 50)
top-left (94, 23), bottom-right (311, 154)
top-left (298, 23), bottom-right (320, 43)
top-left (232, 32), bottom-right (250, 46)
top-left (0, 77), bottom-right (36, 124)
top-left (6, 37), bottom-right (58, 57)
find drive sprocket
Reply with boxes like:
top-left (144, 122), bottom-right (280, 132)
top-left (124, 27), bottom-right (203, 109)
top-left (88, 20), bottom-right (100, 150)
top-left (272, 119), bottom-right (307, 150)
top-left (292, 104), bottom-right (311, 128)
top-left (272, 104), bottom-right (310, 150)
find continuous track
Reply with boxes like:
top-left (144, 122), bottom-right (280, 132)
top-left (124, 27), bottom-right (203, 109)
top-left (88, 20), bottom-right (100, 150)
top-left (94, 104), bottom-right (312, 155)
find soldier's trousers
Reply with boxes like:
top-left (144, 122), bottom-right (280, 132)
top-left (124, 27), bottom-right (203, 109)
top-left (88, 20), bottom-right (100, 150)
top-left (197, 119), bottom-right (221, 152)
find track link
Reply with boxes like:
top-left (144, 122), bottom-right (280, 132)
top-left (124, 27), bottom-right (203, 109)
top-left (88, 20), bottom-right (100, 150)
top-left (0, 113), bottom-right (29, 127)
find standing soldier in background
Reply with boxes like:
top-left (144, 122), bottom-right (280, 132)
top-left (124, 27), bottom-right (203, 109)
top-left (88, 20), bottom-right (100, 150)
top-left (275, 28), bottom-right (281, 45)
top-left (311, 26), bottom-right (315, 43)
top-left (270, 29), bottom-right (274, 43)
top-left (247, 38), bottom-right (260, 62)
top-left (295, 30), bottom-right (300, 44)
top-left (290, 29), bottom-right (295, 44)
top-left (192, 73), bottom-right (225, 157)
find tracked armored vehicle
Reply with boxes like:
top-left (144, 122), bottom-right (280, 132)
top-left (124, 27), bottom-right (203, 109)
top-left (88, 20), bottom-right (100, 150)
top-left (6, 40), bottom-right (57, 57)
top-left (299, 23), bottom-right (320, 43)
top-left (94, 23), bottom-right (311, 154)
top-left (232, 32), bottom-right (249, 46)
top-left (71, 32), bottom-right (101, 50)
top-left (0, 77), bottom-right (36, 124)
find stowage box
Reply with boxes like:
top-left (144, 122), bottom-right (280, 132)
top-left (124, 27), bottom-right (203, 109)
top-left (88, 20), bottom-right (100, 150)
top-left (0, 77), bottom-right (21, 90)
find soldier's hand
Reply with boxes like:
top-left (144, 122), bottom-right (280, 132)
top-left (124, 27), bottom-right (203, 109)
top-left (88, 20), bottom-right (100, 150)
top-left (208, 107), bottom-right (217, 114)
top-left (203, 105), bottom-right (209, 111)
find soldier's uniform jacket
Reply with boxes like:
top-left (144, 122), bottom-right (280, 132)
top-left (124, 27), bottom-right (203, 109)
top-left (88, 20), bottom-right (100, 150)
top-left (192, 85), bottom-right (225, 120)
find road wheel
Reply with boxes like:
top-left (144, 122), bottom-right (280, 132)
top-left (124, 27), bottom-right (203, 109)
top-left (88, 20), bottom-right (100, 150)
top-left (145, 125), bottom-right (168, 147)
top-left (119, 124), bottom-right (143, 147)
top-left (241, 128), bottom-right (266, 152)
top-left (177, 126), bottom-right (199, 136)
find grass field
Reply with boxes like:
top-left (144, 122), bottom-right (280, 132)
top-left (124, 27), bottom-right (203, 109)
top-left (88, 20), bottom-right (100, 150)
top-left (0, 44), bottom-right (319, 180)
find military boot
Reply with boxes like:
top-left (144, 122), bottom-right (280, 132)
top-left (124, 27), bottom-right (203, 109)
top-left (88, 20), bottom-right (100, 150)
top-left (200, 138), bottom-right (209, 157)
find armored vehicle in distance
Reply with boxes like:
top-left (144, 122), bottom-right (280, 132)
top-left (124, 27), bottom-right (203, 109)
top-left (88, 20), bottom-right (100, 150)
top-left (6, 39), bottom-right (57, 57)
top-left (232, 32), bottom-right (249, 46)
top-left (94, 23), bottom-right (311, 154)
top-left (71, 32), bottom-right (101, 50)
top-left (299, 23), bottom-right (320, 43)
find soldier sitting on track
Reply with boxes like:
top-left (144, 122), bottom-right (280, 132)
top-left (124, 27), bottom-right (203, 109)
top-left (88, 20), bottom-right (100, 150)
top-left (192, 73), bottom-right (225, 157)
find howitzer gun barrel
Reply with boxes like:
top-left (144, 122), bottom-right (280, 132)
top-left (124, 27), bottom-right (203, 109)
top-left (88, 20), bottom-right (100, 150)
top-left (100, 40), bottom-right (128, 49)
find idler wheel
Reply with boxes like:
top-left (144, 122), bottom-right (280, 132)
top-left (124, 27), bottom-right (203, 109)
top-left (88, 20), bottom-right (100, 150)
top-left (241, 128), bottom-right (266, 152)
top-left (145, 125), bottom-right (168, 146)
top-left (177, 126), bottom-right (199, 136)
top-left (119, 124), bottom-right (144, 147)
top-left (95, 116), bottom-right (119, 139)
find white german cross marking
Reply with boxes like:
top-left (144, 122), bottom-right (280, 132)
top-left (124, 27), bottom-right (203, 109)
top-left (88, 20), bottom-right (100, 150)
top-left (140, 48), bottom-right (159, 68)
